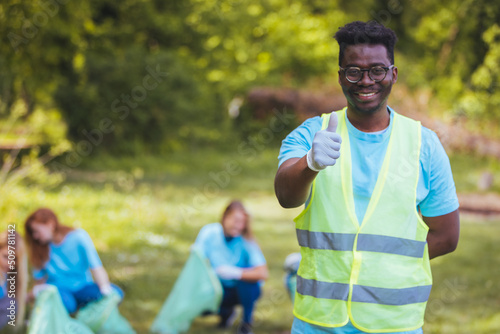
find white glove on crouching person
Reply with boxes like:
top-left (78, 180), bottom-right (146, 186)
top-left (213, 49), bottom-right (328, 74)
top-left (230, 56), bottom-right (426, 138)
top-left (99, 284), bottom-right (114, 296)
top-left (306, 112), bottom-right (342, 172)
top-left (32, 283), bottom-right (52, 297)
top-left (216, 265), bottom-right (243, 280)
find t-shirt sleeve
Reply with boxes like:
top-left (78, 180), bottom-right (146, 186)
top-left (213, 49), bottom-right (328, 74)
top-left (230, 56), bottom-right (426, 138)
top-left (245, 241), bottom-right (266, 267)
top-left (193, 224), bottom-right (213, 258)
top-left (76, 229), bottom-right (103, 269)
top-left (418, 128), bottom-right (460, 217)
top-left (32, 268), bottom-right (46, 281)
top-left (278, 116), bottom-right (322, 167)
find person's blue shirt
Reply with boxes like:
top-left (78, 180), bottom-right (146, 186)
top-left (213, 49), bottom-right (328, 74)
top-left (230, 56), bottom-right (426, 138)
top-left (278, 107), bottom-right (459, 334)
top-left (32, 229), bottom-right (103, 292)
top-left (194, 223), bottom-right (266, 287)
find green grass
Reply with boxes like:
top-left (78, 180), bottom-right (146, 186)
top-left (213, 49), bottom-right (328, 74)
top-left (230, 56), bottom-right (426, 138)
top-left (424, 220), bottom-right (500, 334)
top-left (3, 148), bottom-right (500, 333)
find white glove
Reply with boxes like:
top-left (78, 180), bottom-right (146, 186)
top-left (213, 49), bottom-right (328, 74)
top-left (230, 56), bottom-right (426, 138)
top-left (99, 284), bottom-right (113, 296)
top-left (306, 112), bottom-right (342, 172)
top-left (215, 265), bottom-right (243, 280)
top-left (32, 283), bottom-right (51, 297)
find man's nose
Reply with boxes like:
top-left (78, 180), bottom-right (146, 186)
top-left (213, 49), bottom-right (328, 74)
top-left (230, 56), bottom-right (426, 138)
top-left (357, 70), bottom-right (374, 85)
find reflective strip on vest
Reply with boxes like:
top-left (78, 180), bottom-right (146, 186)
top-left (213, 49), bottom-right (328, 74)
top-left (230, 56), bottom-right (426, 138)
top-left (357, 234), bottom-right (426, 258)
top-left (296, 229), bottom-right (355, 251)
top-left (297, 229), bottom-right (426, 258)
top-left (297, 276), bottom-right (349, 301)
top-left (352, 284), bottom-right (432, 305)
top-left (297, 276), bottom-right (432, 306)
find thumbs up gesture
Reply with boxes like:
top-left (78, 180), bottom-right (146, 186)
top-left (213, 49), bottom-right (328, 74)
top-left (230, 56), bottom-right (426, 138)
top-left (306, 112), bottom-right (342, 172)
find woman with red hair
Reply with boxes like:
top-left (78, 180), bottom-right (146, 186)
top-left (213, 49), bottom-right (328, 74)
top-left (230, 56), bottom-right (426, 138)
top-left (24, 208), bottom-right (123, 314)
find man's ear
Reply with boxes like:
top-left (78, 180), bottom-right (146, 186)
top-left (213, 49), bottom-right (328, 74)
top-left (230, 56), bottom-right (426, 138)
top-left (392, 66), bottom-right (398, 83)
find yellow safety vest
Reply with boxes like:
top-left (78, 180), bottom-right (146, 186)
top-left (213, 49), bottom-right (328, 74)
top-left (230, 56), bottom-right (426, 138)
top-left (294, 108), bottom-right (432, 333)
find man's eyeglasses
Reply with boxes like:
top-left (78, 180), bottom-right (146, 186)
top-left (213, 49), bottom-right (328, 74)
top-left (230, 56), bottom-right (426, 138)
top-left (339, 65), bottom-right (395, 83)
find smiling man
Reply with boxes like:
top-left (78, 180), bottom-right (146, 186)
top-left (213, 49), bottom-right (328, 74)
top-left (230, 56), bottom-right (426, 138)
top-left (274, 21), bottom-right (460, 334)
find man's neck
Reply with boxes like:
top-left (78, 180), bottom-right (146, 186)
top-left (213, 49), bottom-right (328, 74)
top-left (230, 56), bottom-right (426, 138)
top-left (346, 105), bottom-right (391, 132)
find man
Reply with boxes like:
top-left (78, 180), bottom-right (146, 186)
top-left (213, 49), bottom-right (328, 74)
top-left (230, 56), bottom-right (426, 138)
top-left (274, 21), bottom-right (460, 334)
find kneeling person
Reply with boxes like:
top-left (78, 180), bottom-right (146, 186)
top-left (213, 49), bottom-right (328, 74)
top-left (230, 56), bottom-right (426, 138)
top-left (194, 201), bottom-right (268, 334)
top-left (24, 208), bottom-right (124, 314)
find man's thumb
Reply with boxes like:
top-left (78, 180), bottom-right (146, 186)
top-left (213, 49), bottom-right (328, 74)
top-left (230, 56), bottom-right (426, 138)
top-left (326, 112), bottom-right (338, 132)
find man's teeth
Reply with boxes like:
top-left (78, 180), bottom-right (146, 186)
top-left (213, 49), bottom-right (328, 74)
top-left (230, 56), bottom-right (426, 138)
top-left (358, 92), bottom-right (375, 97)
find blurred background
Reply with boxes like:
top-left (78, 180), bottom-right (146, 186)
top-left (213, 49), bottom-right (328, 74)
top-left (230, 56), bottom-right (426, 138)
top-left (1, 0), bottom-right (500, 333)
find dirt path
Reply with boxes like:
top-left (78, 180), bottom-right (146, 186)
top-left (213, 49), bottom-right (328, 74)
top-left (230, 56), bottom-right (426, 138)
top-left (458, 193), bottom-right (500, 219)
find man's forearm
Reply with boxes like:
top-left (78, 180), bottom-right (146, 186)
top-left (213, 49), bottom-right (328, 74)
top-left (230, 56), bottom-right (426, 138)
top-left (427, 229), bottom-right (459, 259)
top-left (274, 156), bottom-right (318, 208)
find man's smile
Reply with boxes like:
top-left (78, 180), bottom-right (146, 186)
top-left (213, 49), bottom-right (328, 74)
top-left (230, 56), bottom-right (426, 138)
top-left (354, 91), bottom-right (378, 101)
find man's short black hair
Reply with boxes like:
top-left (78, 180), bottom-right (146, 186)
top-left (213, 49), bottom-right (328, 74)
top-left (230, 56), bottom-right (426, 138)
top-left (334, 21), bottom-right (398, 65)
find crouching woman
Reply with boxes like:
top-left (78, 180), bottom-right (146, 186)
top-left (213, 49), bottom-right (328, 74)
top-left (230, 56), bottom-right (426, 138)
top-left (194, 201), bottom-right (268, 334)
top-left (24, 208), bottom-right (123, 314)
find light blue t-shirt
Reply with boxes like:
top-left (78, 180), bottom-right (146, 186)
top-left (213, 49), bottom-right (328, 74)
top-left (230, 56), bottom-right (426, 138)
top-left (291, 318), bottom-right (423, 334)
top-left (278, 107), bottom-right (459, 334)
top-left (32, 229), bottom-right (103, 292)
top-left (194, 223), bottom-right (266, 287)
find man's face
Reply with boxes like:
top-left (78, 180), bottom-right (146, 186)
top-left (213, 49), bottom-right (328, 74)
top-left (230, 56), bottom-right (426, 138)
top-left (338, 44), bottom-right (397, 115)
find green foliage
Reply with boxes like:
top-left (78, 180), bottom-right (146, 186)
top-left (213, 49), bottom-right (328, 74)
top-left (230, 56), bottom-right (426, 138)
top-left (457, 24), bottom-right (500, 124)
top-left (55, 48), bottom-right (220, 153)
top-left (402, 1), bottom-right (500, 125)
top-left (2, 0), bottom-right (500, 154)
top-left (0, 100), bottom-right (71, 222)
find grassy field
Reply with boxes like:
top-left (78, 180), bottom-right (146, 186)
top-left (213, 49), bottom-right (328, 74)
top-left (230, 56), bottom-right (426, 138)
top-left (3, 147), bottom-right (500, 333)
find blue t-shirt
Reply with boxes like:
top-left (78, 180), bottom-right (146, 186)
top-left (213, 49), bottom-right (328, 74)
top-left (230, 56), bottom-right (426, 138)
top-left (32, 229), bottom-right (103, 292)
top-left (291, 318), bottom-right (423, 334)
top-left (279, 107), bottom-right (459, 334)
top-left (194, 223), bottom-right (266, 287)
